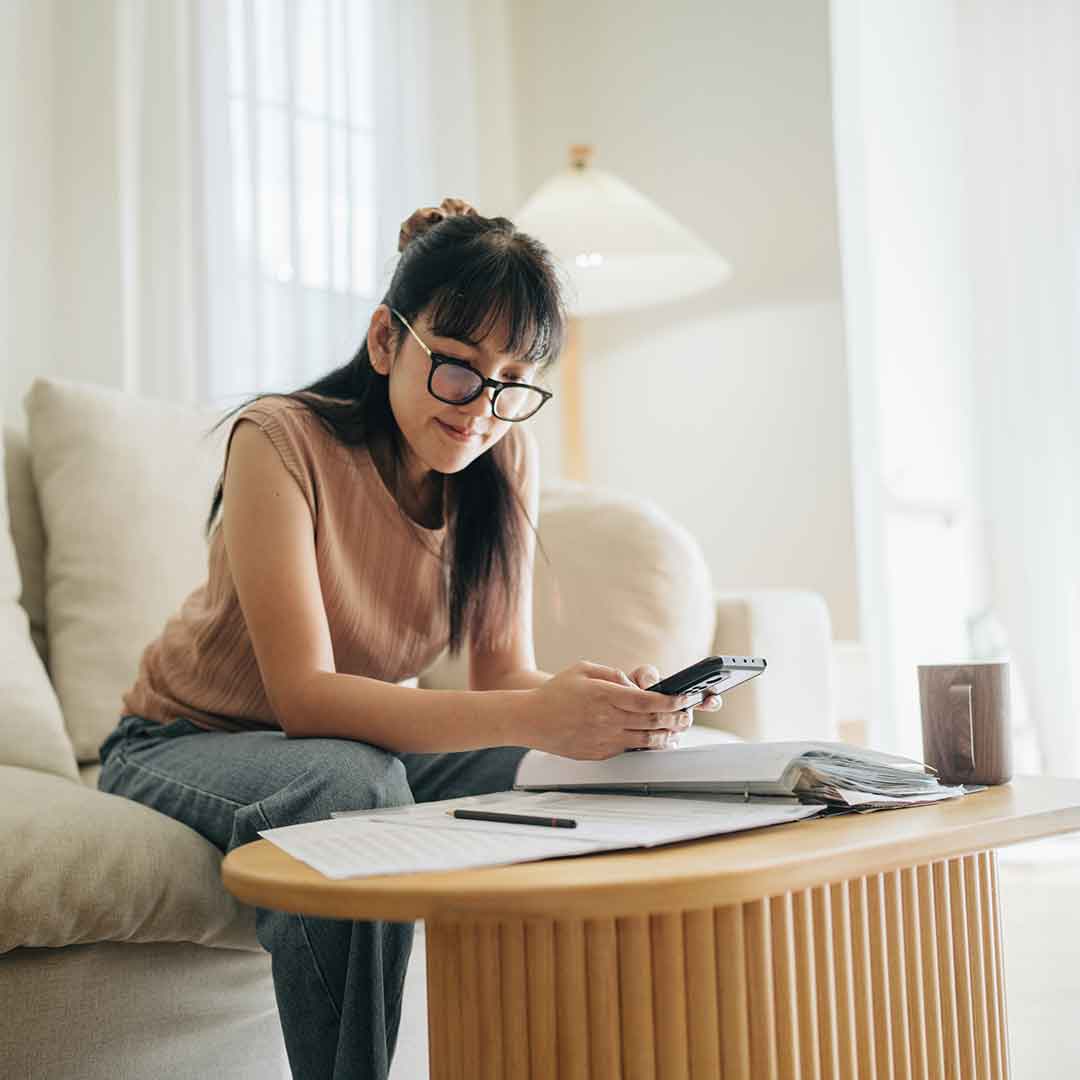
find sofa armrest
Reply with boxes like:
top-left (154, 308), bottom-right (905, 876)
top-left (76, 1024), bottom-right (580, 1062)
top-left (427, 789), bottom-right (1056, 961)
top-left (699, 589), bottom-right (837, 743)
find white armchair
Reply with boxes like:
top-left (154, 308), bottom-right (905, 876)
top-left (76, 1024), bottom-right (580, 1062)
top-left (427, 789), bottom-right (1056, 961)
top-left (711, 589), bottom-right (836, 742)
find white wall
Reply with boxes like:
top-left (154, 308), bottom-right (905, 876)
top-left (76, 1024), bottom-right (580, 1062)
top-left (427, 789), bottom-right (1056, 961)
top-left (505, 0), bottom-right (859, 640)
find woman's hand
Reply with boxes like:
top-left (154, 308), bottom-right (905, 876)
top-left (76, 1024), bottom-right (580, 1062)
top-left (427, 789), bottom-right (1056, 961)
top-left (398, 197), bottom-right (478, 252)
top-left (520, 661), bottom-right (697, 760)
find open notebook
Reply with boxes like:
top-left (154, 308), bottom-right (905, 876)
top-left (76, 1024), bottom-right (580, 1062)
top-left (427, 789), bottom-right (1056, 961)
top-left (514, 740), bottom-right (968, 810)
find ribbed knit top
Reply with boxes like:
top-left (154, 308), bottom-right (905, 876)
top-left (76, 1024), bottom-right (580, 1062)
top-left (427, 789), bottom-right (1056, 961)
top-left (121, 394), bottom-right (534, 732)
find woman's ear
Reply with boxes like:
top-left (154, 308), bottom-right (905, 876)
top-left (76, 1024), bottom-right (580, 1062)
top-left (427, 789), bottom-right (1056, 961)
top-left (367, 305), bottom-right (396, 375)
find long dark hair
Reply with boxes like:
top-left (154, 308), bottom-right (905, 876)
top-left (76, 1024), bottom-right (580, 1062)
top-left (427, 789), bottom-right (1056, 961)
top-left (205, 213), bottom-right (566, 655)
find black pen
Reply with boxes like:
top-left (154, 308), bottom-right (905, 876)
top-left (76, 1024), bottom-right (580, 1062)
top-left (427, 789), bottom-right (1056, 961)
top-left (449, 808), bottom-right (578, 829)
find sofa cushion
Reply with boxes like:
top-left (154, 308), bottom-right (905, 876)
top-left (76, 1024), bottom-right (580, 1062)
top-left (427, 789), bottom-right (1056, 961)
top-left (0, 765), bottom-right (258, 954)
top-left (422, 484), bottom-right (717, 703)
top-left (0, 428), bottom-right (76, 780)
top-left (25, 378), bottom-right (226, 763)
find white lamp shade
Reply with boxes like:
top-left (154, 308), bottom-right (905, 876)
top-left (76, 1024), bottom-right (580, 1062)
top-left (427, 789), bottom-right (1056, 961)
top-left (515, 164), bottom-right (732, 316)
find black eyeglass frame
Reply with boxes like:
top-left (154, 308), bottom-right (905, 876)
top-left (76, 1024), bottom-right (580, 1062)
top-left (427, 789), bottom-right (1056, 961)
top-left (389, 308), bottom-right (554, 422)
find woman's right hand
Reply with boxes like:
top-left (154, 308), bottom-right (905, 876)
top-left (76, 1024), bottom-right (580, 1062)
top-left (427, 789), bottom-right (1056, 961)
top-left (521, 661), bottom-right (696, 760)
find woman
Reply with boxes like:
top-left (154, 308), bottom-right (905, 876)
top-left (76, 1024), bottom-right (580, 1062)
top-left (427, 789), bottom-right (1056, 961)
top-left (96, 198), bottom-right (721, 1079)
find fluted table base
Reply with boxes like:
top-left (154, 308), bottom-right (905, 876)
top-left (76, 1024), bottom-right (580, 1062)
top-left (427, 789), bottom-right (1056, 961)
top-left (424, 850), bottom-right (1009, 1080)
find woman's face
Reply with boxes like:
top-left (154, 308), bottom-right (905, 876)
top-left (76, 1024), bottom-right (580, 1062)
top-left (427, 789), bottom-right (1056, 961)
top-left (367, 304), bottom-right (537, 484)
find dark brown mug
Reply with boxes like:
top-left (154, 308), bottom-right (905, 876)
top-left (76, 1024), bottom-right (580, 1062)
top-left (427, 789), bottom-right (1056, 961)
top-left (918, 661), bottom-right (1013, 786)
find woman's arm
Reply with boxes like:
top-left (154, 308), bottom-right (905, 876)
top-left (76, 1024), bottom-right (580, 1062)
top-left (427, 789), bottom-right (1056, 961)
top-left (283, 671), bottom-right (532, 750)
top-left (479, 669), bottom-right (552, 691)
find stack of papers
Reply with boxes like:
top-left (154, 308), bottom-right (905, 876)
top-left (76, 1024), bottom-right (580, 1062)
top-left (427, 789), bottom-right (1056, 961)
top-left (792, 748), bottom-right (969, 809)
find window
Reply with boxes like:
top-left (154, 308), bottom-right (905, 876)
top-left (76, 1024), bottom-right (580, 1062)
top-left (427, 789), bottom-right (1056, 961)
top-left (202, 0), bottom-right (387, 403)
top-left (227, 0), bottom-right (376, 297)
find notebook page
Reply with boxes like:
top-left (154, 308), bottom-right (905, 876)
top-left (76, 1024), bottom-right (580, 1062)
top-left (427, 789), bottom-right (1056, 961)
top-left (258, 816), bottom-right (614, 880)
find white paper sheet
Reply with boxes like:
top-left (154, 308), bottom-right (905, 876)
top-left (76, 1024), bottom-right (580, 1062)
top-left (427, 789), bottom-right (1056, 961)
top-left (339, 790), bottom-right (824, 845)
top-left (258, 816), bottom-right (611, 880)
top-left (258, 791), bottom-right (825, 880)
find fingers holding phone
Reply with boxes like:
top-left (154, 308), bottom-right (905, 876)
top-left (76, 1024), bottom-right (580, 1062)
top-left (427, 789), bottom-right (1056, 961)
top-left (697, 687), bottom-right (724, 713)
top-left (525, 661), bottom-right (695, 760)
top-left (626, 664), bottom-right (694, 749)
top-left (523, 657), bottom-right (760, 760)
top-left (646, 654), bottom-right (766, 728)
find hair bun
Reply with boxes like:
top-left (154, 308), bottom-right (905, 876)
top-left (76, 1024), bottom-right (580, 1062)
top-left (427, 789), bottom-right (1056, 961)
top-left (397, 200), bottom-right (478, 253)
top-left (398, 210), bottom-right (439, 252)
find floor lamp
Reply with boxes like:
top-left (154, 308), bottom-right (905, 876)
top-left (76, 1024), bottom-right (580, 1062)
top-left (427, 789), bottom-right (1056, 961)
top-left (515, 145), bottom-right (732, 483)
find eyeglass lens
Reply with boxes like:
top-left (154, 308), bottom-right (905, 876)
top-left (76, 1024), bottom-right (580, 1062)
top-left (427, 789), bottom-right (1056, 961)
top-left (430, 363), bottom-right (544, 420)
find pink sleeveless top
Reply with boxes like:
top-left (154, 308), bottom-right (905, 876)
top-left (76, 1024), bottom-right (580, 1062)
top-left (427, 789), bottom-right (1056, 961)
top-left (121, 395), bottom-right (535, 732)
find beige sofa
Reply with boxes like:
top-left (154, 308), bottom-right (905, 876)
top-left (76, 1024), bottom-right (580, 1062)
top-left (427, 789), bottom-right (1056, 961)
top-left (0, 377), bottom-right (837, 1080)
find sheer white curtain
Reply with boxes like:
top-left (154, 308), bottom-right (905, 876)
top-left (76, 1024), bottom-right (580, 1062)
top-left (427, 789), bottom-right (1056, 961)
top-left (114, 0), bottom-right (205, 404)
top-left (959, 1), bottom-right (1080, 772)
top-left (3, 0), bottom-right (207, 406)
top-left (832, 0), bottom-right (1080, 769)
top-left (197, 0), bottom-right (484, 407)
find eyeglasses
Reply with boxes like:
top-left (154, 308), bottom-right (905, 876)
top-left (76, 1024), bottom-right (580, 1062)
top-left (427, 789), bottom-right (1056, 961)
top-left (390, 308), bottom-right (553, 422)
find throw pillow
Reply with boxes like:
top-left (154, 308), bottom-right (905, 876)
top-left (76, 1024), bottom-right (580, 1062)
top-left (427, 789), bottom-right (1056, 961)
top-left (25, 378), bottom-right (226, 762)
top-left (0, 422), bottom-right (77, 778)
top-left (3, 427), bottom-right (48, 664)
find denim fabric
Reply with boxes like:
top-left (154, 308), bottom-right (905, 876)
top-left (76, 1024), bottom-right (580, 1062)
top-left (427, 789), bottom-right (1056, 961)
top-left (98, 715), bottom-right (527, 1080)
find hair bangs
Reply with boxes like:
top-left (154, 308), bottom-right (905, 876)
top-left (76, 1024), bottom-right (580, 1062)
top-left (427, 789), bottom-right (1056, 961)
top-left (425, 249), bottom-right (563, 368)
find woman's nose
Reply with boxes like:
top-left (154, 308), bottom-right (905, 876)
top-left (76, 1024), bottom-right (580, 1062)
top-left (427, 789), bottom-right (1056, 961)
top-left (460, 387), bottom-right (496, 418)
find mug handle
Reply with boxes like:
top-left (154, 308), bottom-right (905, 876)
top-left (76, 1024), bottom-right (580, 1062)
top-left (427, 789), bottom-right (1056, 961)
top-left (948, 683), bottom-right (976, 770)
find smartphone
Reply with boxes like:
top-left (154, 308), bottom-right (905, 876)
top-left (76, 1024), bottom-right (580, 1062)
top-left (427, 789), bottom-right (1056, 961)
top-left (647, 654), bottom-right (767, 708)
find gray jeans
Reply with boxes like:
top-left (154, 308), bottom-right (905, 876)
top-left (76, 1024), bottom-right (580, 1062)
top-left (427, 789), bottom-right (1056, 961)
top-left (97, 714), bottom-right (528, 1080)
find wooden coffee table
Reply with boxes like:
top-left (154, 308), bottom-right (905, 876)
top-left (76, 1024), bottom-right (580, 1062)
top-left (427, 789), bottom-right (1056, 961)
top-left (222, 776), bottom-right (1080, 1079)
